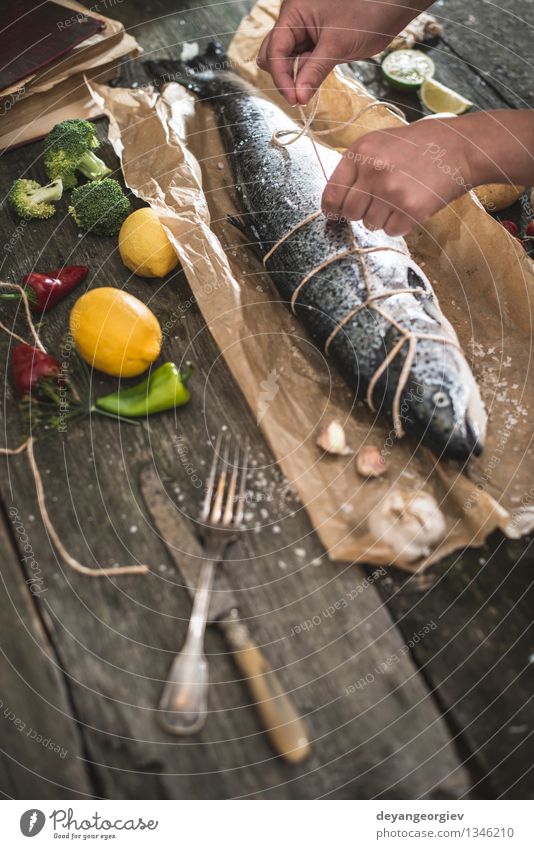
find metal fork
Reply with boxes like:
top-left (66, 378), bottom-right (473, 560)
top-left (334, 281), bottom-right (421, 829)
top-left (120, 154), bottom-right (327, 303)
top-left (158, 432), bottom-right (248, 735)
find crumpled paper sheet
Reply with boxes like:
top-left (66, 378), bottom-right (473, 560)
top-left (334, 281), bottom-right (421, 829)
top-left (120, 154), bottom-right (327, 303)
top-left (89, 0), bottom-right (534, 570)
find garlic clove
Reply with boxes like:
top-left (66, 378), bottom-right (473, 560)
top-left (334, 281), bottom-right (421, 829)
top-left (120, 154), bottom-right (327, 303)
top-left (316, 420), bottom-right (352, 455)
top-left (356, 445), bottom-right (386, 477)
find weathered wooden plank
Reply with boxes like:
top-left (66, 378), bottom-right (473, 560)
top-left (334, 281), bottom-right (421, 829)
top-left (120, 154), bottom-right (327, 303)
top-left (0, 434), bottom-right (473, 798)
top-left (119, 0), bottom-right (534, 799)
top-left (374, 535), bottom-right (534, 799)
top-left (430, 0), bottom-right (534, 109)
top-left (344, 0), bottom-right (534, 800)
top-left (0, 108), bottom-right (470, 804)
top-left (105, 0), bottom-right (534, 800)
top-left (5, 0), bottom-right (532, 801)
top-left (0, 508), bottom-right (92, 798)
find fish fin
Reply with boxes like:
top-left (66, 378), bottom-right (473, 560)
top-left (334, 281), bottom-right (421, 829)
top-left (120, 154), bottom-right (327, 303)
top-left (407, 267), bottom-right (445, 324)
top-left (227, 214), bottom-right (264, 250)
top-left (407, 266), bottom-right (431, 294)
top-left (227, 214), bottom-right (248, 235)
top-left (421, 299), bottom-right (443, 324)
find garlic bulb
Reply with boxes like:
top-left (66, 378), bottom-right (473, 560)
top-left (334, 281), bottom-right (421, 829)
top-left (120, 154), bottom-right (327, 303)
top-left (368, 489), bottom-right (446, 561)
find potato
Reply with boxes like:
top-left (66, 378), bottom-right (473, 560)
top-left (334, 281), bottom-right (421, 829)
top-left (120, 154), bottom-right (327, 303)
top-left (473, 183), bottom-right (525, 212)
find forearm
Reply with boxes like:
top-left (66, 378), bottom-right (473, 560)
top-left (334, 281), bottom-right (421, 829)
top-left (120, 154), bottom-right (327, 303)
top-left (459, 110), bottom-right (534, 187)
top-left (374, 0), bottom-right (436, 35)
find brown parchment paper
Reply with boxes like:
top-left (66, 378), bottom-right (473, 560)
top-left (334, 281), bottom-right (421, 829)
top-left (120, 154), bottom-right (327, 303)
top-left (89, 0), bottom-right (534, 570)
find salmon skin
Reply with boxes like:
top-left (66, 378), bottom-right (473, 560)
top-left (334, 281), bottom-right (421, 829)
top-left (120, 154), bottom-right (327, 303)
top-left (147, 45), bottom-right (486, 460)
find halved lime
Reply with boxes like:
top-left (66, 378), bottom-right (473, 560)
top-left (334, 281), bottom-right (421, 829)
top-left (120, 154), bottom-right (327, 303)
top-left (420, 78), bottom-right (473, 114)
top-left (381, 49), bottom-right (435, 91)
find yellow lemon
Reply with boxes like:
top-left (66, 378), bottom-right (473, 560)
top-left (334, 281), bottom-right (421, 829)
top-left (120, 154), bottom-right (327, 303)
top-left (419, 78), bottom-right (473, 115)
top-left (70, 288), bottom-right (162, 377)
top-left (118, 208), bottom-right (178, 278)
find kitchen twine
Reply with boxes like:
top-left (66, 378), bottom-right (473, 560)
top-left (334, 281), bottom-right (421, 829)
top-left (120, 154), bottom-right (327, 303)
top-left (0, 282), bottom-right (148, 578)
top-left (0, 282), bottom-right (46, 352)
top-left (267, 59), bottom-right (461, 437)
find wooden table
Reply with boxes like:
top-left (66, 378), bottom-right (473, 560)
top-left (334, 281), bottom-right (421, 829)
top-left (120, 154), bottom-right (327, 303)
top-left (1, 0), bottom-right (533, 800)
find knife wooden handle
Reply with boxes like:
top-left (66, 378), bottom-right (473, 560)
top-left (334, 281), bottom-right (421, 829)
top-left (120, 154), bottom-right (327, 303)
top-left (221, 612), bottom-right (310, 764)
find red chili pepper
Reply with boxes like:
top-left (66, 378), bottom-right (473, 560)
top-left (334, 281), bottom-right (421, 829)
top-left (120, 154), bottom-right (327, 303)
top-left (526, 221), bottom-right (534, 239)
top-left (500, 220), bottom-right (519, 236)
top-left (21, 265), bottom-right (89, 313)
top-left (12, 343), bottom-right (62, 397)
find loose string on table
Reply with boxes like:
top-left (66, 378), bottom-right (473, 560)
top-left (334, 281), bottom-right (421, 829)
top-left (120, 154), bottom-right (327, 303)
top-left (0, 282), bottom-right (149, 578)
top-left (0, 438), bottom-right (149, 578)
top-left (266, 62), bottom-right (460, 438)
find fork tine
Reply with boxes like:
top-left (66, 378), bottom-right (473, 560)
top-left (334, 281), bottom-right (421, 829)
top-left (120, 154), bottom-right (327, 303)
top-left (210, 434), bottom-right (230, 524)
top-left (233, 441), bottom-right (249, 527)
top-left (200, 431), bottom-right (222, 522)
top-left (222, 442), bottom-right (240, 526)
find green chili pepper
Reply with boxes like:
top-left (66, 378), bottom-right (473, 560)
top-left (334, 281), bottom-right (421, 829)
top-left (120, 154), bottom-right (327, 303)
top-left (95, 362), bottom-right (193, 418)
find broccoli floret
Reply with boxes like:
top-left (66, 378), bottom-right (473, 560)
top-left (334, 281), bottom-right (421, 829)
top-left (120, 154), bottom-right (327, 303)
top-left (44, 119), bottom-right (111, 189)
top-left (68, 178), bottom-right (131, 236)
top-left (8, 178), bottom-right (63, 220)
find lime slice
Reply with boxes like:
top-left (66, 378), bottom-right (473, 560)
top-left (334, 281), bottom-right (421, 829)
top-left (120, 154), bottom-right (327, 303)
top-left (381, 49), bottom-right (435, 91)
top-left (420, 78), bottom-right (473, 114)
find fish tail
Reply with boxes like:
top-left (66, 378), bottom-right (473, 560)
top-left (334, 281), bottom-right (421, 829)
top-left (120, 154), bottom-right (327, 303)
top-left (144, 41), bottom-right (229, 97)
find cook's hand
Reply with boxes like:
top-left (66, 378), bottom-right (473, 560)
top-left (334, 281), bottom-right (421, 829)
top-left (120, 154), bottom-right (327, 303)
top-left (257, 0), bottom-right (432, 105)
top-left (322, 119), bottom-right (475, 237)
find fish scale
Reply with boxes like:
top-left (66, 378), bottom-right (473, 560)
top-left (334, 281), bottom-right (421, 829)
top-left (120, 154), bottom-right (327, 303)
top-left (147, 48), bottom-right (487, 459)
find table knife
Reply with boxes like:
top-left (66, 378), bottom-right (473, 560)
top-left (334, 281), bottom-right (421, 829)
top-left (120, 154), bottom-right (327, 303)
top-left (140, 465), bottom-right (310, 764)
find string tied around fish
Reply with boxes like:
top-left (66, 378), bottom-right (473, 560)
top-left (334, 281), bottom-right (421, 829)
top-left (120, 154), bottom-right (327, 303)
top-left (271, 55), bottom-right (406, 180)
top-left (267, 58), bottom-right (461, 439)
